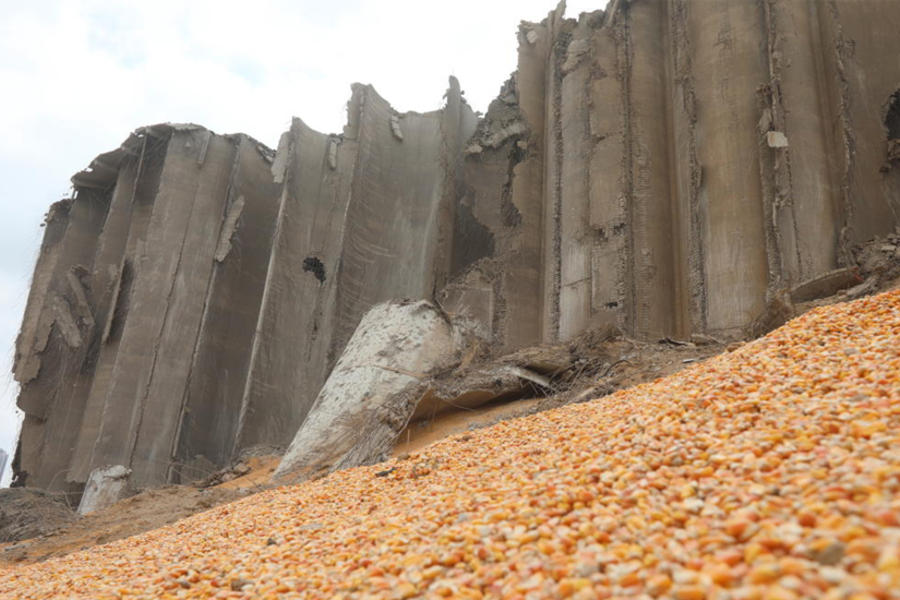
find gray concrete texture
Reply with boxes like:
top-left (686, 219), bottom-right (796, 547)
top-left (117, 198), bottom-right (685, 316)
top-left (11, 0), bottom-right (900, 492)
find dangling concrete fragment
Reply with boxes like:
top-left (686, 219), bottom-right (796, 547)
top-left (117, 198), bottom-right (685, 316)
top-left (389, 115), bottom-right (404, 141)
top-left (766, 131), bottom-right (789, 148)
top-left (327, 137), bottom-right (339, 170)
top-left (214, 196), bottom-right (245, 262)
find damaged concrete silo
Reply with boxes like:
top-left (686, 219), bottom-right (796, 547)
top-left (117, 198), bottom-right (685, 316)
top-left (11, 0), bottom-right (900, 494)
top-left (445, 0), bottom-right (900, 348)
top-left (12, 80), bottom-right (478, 492)
top-left (13, 124), bottom-right (283, 492)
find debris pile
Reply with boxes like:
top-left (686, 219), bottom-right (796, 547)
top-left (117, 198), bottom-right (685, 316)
top-left (0, 489), bottom-right (74, 544)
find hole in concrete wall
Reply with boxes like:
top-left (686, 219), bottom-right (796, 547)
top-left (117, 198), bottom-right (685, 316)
top-left (10, 438), bottom-right (25, 488)
top-left (303, 256), bottom-right (326, 283)
top-left (108, 260), bottom-right (134, 343)
top-left (605, 301), bottom-right (619, 309)
top-left (451, 192), bottom-right (495, 278)
top-left (500, 141), bottom-right (526, 228)
top-left (500, 192), bottom-right (522, 227)
top-left (885, 90), bottom-right (900, 164)
top-left (886, 90), bottom-right (900, 139)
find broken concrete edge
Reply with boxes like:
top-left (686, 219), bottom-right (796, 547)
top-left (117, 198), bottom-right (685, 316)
top-left (272, 305), bottom-right (613, 487)
top-left (271, 310), bottom-right (728, 488)
top-left (213, 196), bottom-right (246, 263)
top-left (476, 4), bottom-right (610, 157)
top-left (465, 76), bottom-right (528, 155)
top-left (70, 123), bottom-right (276, 191)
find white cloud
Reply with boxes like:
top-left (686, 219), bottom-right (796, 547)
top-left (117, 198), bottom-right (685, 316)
top-left (0, 0), bottom-right (607, 487)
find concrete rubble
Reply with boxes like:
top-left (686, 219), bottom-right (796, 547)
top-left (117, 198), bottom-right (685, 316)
top-left (11, 0), bottom-right (900, 495)
top-left (77, 465), bottom-right (131, 516)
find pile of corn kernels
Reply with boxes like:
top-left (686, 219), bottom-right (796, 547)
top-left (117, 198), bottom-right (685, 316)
top-left (1, 290), bottom-right (898, 599)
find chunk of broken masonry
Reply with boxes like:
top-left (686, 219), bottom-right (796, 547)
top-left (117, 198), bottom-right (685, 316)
top-left (273, 300), bottom-right (473, 483)
top-left (77, 465), bottom-right (131, 516)
top-left (766, 130), bottom-right (789, 148)
top-left (790, 268), bottom-right (862, 303)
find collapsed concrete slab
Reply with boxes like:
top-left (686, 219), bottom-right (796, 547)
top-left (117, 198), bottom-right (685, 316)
top-left (12, 0), bottom-right (900, 494)
top-left (410, 365), bottom-right (553, 423)
top-left (273, 300), bottom-right (471, 483)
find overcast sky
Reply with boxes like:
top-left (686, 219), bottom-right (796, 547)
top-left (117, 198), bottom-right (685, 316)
top-left (0, 0), bottom-right (604, 487)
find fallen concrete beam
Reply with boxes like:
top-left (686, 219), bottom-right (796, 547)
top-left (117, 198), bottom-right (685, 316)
top-left (273, 300), bottom-right (470, 483)
top-left (790, 268), bottom-right (863, 303)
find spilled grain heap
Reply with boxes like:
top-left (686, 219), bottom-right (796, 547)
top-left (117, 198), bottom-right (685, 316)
top-left (2, 290), bottom-right (898, 598)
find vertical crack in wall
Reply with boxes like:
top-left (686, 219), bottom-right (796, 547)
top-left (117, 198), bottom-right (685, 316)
top-left (103, 259), bottom-right (133, 344)
top-left (684, 19), bottom-right (705, 332)
top-left (615, 6), bottom-right (637, 336)
top-left (884, 90), bottom-right (900, 222)
top-left (548, 33), bottom-right (568, 341)
top-left (757, 0), bottom-right (786, 302)
top-left (670, 0), bottom-right (707, 333)
top-left (826, 0), bottom-right (858, 268)
top-left (762, 0), bottom-right (802, 290)
top-left (662, 0), bottom-right (688, 338)
top-left (886, 91), bottom-right (900, 140)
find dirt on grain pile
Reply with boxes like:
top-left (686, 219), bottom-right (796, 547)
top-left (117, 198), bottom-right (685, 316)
top-left (1, 291), bottom-right (898, 600)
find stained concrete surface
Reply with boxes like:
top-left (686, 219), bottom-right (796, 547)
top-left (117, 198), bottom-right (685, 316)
top-left (11, 0), bottom-right (900, 494)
